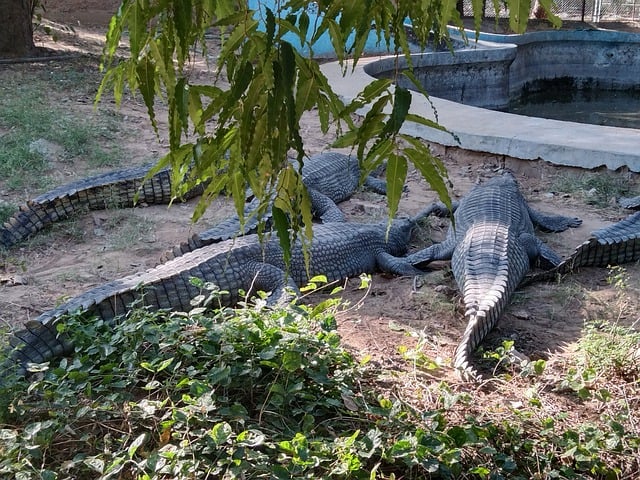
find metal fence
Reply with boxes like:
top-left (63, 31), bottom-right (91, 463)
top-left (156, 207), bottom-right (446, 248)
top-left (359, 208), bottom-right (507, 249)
top-left (462, 0), bottom-right (640, 23)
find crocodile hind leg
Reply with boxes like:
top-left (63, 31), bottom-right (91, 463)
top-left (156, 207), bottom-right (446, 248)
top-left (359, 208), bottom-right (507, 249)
top-left (242, 262), bottom-right (300, 305)
top-left (518, 232), bottom-right (563, 268)
top-left (405, 239), bottom-right (457, 268)
top-left (527, 206), bottom-right (582, 232)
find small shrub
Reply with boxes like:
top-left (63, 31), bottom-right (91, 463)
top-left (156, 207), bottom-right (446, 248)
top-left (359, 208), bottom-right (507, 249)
top-left (1, 289), bottom-right (638, 479)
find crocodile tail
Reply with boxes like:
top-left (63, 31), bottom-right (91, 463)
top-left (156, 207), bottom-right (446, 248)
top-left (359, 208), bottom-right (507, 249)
top-left (452, 223), bottom-right (530, 381)
top-left (0, 225), bottom-right (18, 249)
top-left (581, 211), bottom-right (640, 267)
top-left (5, 320), bottom-right (74, 376)
top-left (619, 195), bottom-right (640, 210)
top-left (559, 212), bottom-right (640, 272)
top-left (0, 164), bottom-right (205, 249)
top-left (454, 308), bottom-right (498, 381)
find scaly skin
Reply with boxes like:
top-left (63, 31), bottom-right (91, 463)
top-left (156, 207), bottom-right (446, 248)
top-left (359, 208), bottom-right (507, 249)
top-left (618, 195), bottom-right (640, 210)
top-left (167, 151), bottom-right (389, 258)
top-left (0, 164), bottom-right (204, 249)
top-left (407, 173), bottom-right (582, 380)
top-left (524, 210), bottom-right (640, 285)
top-left (6, 206), bottom-right (447, 376)
top-left (0, 151), bottom-right (384, 252)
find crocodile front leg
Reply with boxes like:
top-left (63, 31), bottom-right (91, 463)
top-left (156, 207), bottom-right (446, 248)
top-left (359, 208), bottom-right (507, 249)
top-left (405, 238), bottom-right (457, 268)
top-left (308, 188), bottom-right (346, 223)
top-left (375, 252), bottom-right (423, 276)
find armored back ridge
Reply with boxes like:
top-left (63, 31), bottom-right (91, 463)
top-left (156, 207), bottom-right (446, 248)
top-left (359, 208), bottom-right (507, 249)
top-left (165, 151), bottom-right (390, 258)
top-left (0, 163), bottom-right (204, 249)
top-left (407, 173), bottom-right (582, 380)
top-left (0, 151), bottom-right (386, 252)
top-left (4, 213), bottom-right (435, 376)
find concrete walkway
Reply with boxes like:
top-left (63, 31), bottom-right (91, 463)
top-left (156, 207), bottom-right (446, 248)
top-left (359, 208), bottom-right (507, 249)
top-left (320, 36), bottom-right (640, 173)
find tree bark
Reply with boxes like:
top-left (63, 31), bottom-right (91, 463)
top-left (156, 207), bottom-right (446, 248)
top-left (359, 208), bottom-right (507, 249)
top-left (0, 0), bottom-right (36, 57)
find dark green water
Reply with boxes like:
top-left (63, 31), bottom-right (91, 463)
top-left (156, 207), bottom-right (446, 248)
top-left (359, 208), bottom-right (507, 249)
top-left (506, 83), bottom-right (640, 130)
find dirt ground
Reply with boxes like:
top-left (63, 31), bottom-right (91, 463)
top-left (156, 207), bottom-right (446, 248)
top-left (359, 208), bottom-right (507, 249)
top-left (1, 2), bottom-right (640, 434)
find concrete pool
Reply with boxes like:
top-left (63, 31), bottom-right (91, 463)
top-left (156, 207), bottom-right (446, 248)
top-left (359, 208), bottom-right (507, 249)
top-left (321, 28), bottom-right (640, 172)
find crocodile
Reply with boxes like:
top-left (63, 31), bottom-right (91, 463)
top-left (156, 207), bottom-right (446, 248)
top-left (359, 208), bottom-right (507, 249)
top-left (0, 151), bottom-right (386, 253)
top-left (5, 205), bottom-right (443, 375)
top-left (406, 173), bottom-right (582, 380)
top-left (167, 151), bottom-right (389, 257)
top-left (618, 195), bottom-right (640, 210)
top-left (0, 163), bottom-right (204, 249)
top-left (523, 210), bottom-right (640, 285)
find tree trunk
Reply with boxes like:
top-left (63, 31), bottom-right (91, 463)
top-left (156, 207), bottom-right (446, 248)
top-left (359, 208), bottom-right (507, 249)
top-left (0, 0), bottom-right (36, 57)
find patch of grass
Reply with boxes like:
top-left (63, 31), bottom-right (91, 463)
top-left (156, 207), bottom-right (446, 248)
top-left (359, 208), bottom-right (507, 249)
top-left (550, 171), bottom-right (632, 208)
top-left (577, 320), bottom-right (640, 381)
top-left (0, 66), bottom-right (127, 191)
top-left (104, 213), bottom-right (156, 250)
top-left (549, 278), bottom-right (586, 307)
top-left (0, 201), bottom-right (17, 225)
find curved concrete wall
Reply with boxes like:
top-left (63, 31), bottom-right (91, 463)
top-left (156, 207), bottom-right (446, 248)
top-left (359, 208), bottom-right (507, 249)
top-left (499, 30), bottom-right (640, 96)
top-left (321, 28), bottom-right (640, 172)
top-left (366, 29), bottom-right (640, 111)
top-left (364, 46), bottom-right (516, 109)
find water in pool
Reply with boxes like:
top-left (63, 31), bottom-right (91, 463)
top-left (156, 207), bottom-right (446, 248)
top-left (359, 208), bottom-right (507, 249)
top-left (506, 80), bottom-right (640, 130)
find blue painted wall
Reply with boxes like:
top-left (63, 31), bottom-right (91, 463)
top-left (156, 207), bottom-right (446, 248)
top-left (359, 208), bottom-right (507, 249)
top-left (247, 0), bottom-right (396, 58)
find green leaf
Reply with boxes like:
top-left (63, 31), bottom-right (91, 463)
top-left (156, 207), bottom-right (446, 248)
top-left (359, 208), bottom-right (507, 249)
top-left (385, 153), bottom-right (407, 219)
top-left (403, 136), bottom-right (451, 211)
top-left (129, 0), bottom-right (147, 59)
top-left (343, 78), bottom-right (392, 115)
top-left (136, 55), bottom-right (157, 135)
top-left (230, 170), bottom-right (247, 224)
top-left (173, 0), bottom-right (192, 59)
top-left (381, 86), bottom-right (411, 139)
top-left (298, 11), bottom-right (310, 43)
top-left (282, 350), bottom-right (302, 372)
top-left (188, 86), bottom-right (204, 134)
top-left (446, 426), bottom-right (469, 447)
top-left (272, 206), bottom-right (292, 266)
top-left (175, 77), bottom-right (190, 137)
top-left (265, 7), bottom-right (276, 56)
top-left (128, 433), bottom-right (148, 458)
top-left (471, 0), bottom-right (485, 38)
top-left (210, 422), bottom-right (232, 446)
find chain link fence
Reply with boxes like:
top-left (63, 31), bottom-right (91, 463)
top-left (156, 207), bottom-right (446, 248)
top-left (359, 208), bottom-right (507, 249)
top-left (462, 0), bottom-right (640, 23)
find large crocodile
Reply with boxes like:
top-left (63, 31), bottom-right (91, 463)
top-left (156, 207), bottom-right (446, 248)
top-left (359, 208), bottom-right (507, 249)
top-left (5, 205), bottom-right (443, 375)
top-left (0, 151), bottom-right (386, 252)
top-left (167, 151), bottom-right (389, 257)
top-left (406, 173), bottom-right (582, 380)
